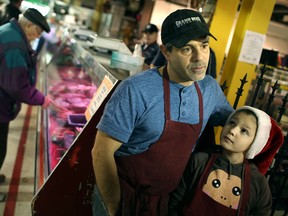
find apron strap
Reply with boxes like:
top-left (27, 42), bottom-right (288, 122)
top-left (194, 82), bottom-right (203, 124)
top-left (197, 153), bottom-right (219, 189)
top-left (163, 66), bottom-right (171, 120)
top-left (237, 160), bottom-right (251, 216)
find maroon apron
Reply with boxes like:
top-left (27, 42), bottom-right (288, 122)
top-left (115, 67), bottom-right (203, 216)
top-left (183, 153), bottom-right (251, 216)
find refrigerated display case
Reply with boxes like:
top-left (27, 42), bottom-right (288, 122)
top-left (37, 35), bottom-right (133, 173)
top-left (32, 33), bottom-right (132, 215)
top-left (45, 44), bottom-right (97, 172)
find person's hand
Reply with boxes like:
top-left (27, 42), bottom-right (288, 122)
top-left (42, 96), bottom-right (51, 109)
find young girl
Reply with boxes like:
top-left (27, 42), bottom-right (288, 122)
top-left (169, 106), bottom-right (284, 216)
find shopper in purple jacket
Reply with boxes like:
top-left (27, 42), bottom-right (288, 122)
top-left (0, 8), bottom-right (50, 201)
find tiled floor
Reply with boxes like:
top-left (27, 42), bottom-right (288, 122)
top-left (0, 104), bottom-right (37, 216)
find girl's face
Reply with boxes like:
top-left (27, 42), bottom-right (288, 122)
top-left (220, 112), bottom-right (257, 155)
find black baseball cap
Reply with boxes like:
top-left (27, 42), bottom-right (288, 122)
top-left (23, 8), bottom-right (50, 33)
top-left (142, 23), bottom-right (159, 33)
top-left (161, 9), bottom-right (216, 48)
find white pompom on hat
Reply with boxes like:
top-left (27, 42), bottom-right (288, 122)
top-left (228, 106), bottom-right (284, 174)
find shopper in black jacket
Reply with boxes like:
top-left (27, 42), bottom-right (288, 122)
top-left (0, 0), bottom-right (22, 25)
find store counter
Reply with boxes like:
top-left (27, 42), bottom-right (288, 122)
top-left (32, 30), bottom-right (138, 215)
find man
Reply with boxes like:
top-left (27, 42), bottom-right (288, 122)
top-left (92, 9), bottom-right (234, 215)
top-left (141, 23), bottom-right (160, 66)
top-left (0, 0), bottom-right (23, 25)
top-left (0, 8), bottom-right (51, 201)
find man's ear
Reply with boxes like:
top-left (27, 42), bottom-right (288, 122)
top-left (160, 44), bottom-right (169, 60)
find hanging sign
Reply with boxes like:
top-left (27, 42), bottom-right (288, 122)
top-left (238, 30), bottom-right (266, 65)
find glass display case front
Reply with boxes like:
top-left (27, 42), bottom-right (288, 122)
top-left (45, 41), bottom-right (97, 171)
top-left (41, 35), bottom-right (125, 174)
top-left (32, 35), bottom-right (125, 216)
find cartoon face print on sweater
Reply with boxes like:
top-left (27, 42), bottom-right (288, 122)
top-left (202, 169), bottom-right (241, 209)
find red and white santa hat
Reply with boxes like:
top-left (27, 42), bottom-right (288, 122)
top-left (230, 106), bottom-right (284, 174)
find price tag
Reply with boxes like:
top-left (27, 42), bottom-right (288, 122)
top-left (85, 75), bottom-right (115, 120)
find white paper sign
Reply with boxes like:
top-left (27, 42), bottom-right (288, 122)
top-left (85, 75), bottom-right (115, 120)
top-left (238, 30), bottom-right (266, 65)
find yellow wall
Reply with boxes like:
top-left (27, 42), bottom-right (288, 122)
top-left (90, 0), bottom-right (105, 31)
top-left (209, 0), bottom-right (241, 82)
top-left (220, 0), bottom-right (276, 108)
top-left (211, 0), bottom-right (276, 142)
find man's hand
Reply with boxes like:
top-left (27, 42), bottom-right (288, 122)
top-left (42, 96), bottom-right (51, 108)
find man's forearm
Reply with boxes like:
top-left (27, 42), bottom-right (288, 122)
top-left (94, 156), bottom-right (121, 216)
top-left (92, 131), bottom-right (122, 216)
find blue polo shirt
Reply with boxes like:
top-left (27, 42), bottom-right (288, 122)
top-left (97, 68), bottom-right (233, 156)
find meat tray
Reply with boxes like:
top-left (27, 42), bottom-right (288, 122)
top-left (67, 114), bottom-right (87, 127)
